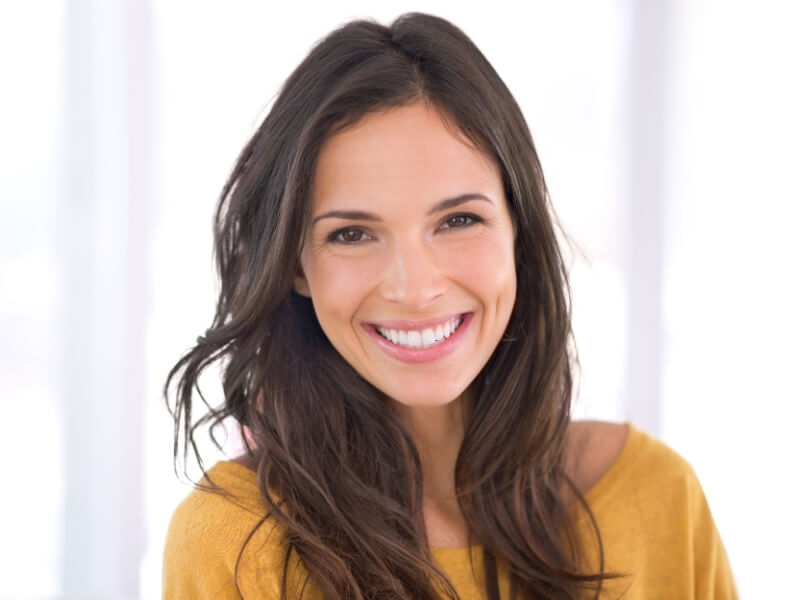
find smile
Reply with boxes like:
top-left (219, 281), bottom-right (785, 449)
top-left (374, 315), bottom-right (465, 349)
top-left (364, 313), bottom-right (473, 364)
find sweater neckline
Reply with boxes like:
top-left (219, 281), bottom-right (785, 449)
top-left (430, 422), bottom-right (636, 555)
top-left (210, 422), bottom-right (638, 556)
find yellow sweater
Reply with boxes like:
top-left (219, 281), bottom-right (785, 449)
top-left (163, 426), bottom-right (737, 599)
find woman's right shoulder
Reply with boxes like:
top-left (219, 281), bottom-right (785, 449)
top-left (163, 461), bottom-right (286, 599)
top-left (165, 461), bottom-right (270, 550)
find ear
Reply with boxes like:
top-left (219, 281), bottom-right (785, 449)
top-left (293, 268), bottom-right (311, 298)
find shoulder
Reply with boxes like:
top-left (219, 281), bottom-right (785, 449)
top-left (565, 420), bottom-right (629, 498)
top-left (163, 462), bottom-right (285, 598)
top-left (165, 461), bottom-right (270, 550)
top-left (568, 424), bottom-right (739, 597)
top-left (568, 420), bottom-right (717, 534)
top-left (566, 420), bottom-right (699, 494)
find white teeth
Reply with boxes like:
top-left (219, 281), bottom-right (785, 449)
top-left (407, 330), bottom-right (422, 348)
top-left (376, 316), bottom-right (464, 349)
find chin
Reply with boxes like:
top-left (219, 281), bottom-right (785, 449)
top-left (383, 384), bottom-right (469, 410)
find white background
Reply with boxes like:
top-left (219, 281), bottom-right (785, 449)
top-left (1, 1), bottom-right (798, 598)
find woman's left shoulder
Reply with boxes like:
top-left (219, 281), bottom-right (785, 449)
top-left (566, 420), bottom-right (629, 496)
top-left (566, 420), bottom-right (702, 498)
top-left (567, 422), bottom-right (740, 598)
top-left (574, 422), bottom-right (725, 514)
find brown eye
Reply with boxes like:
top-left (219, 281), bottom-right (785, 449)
top-left (330, 227), bottom-right (370, 244)
top-left (441, 214), bottom-right (480, 229)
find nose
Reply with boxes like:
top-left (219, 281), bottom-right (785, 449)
top-left (380, 238), bottom-right (446, 309)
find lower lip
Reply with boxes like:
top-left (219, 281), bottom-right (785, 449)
top-left (363, 313), bottom-right (473, 364)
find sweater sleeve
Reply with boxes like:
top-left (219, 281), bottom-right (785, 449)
top-left (162, 480), bottom-right (285, 599)
top-left (163, 492), bottom-right (240, 598)
top-left (689, 474), bottom-right (738, 599)
top-left (576, 426), bottom-right (739, 599)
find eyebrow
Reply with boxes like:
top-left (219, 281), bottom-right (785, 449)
top-left (310, 193), bottom-right (494, 226)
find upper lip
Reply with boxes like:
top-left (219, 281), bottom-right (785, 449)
top-left (366, 312), bottom-right (468, 330)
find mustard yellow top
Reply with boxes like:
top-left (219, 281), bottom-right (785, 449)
top-left (163, 426), bottom-right (737, 599)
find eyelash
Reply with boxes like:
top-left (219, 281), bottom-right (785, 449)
top-left (326, 213), bottom-right (483, 244)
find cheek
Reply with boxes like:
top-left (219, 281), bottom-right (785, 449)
top-left (450, 235), bottom-right (517, 302)
top-left (305, 256), bottom-right (377, 323)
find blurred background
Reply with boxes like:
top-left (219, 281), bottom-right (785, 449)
top-left (1, 0), bottom-right (798, 597)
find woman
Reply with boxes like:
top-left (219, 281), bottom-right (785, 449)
top-left (163, 13), bottom-right (737, 599)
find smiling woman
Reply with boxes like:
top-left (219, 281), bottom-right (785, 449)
top-left (162, 12), bottom-right (737, 600)
top-left (295, 103), bottom-right (516, 408)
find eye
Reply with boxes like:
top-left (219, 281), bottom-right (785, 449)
top-left (328, 227), bottom-right (372, 244)
top-left (440, 213), bottom-right (481, 229)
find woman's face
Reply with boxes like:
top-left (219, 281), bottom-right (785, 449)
top-left (295, 102), bottom-right (517, 409)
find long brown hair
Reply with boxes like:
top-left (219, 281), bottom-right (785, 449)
top-left (166, 13), bottom-right (609, 599)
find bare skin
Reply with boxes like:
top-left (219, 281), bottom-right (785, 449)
top-left (411, 418), bottom-right (629, 548)
top-left (231, 419), bottom-right (629, 549)
top-left (393, 396), bottom-right (469, 548)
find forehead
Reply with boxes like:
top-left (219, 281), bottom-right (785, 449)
top-left (312, 102), bottom-right (502, 210)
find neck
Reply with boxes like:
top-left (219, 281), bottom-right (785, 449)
top-left (392, 393), bottom-right (469, 502)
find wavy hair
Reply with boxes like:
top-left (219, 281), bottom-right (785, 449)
top-left (166, 12), bottom-right (610, 599)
